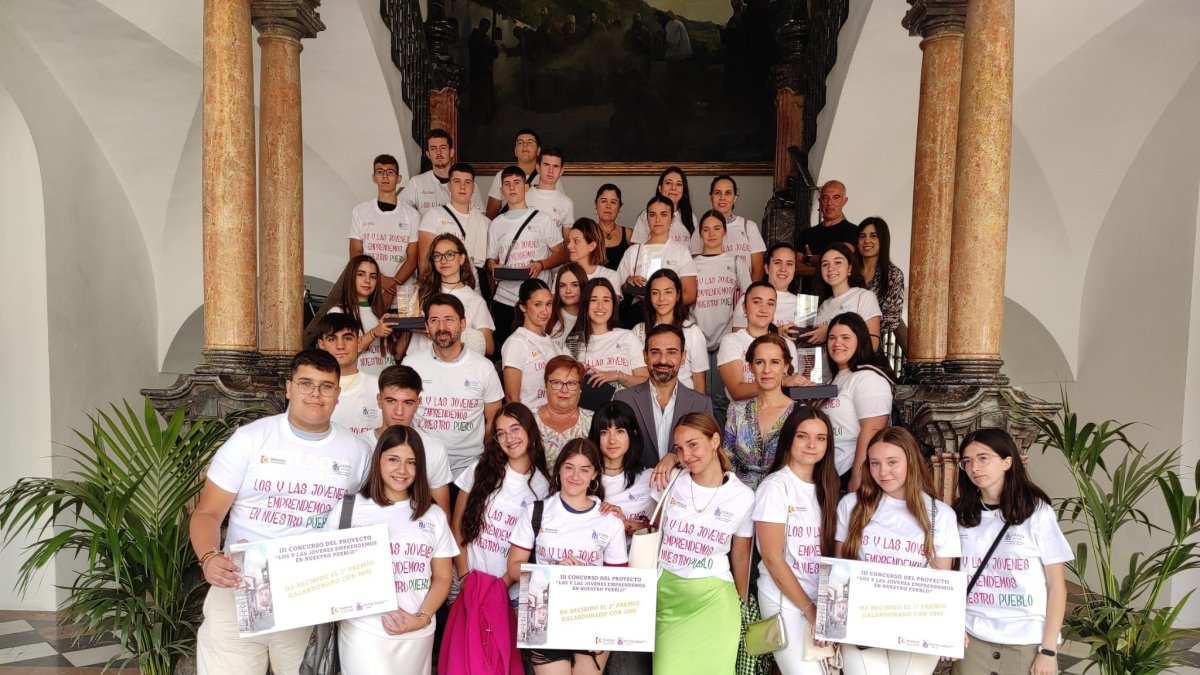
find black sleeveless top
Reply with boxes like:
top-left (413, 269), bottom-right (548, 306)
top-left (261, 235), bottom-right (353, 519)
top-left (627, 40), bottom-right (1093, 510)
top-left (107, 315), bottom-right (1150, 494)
top-left (602, 224), bottom-right (631, 271)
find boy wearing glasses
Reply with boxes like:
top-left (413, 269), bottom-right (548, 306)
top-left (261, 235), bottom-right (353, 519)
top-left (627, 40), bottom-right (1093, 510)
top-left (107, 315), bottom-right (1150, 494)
top-left (190, 349), bottom-right (371, 674)
top-left (314, 313), bottom-right (380, 439)
top-left (350, 153), bottom-right (422, 310)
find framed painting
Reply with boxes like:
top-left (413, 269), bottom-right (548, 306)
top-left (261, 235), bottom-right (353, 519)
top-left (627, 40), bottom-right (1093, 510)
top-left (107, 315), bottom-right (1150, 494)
top-left (449, 0), bottom-right (780, 174)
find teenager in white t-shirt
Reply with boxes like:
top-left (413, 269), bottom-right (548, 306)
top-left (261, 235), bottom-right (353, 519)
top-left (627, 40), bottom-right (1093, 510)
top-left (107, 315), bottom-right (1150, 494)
top-left (546, 263), bottom-right (585, 345)
top-left (835, 427), bottom-right (960, 675)
top-left (451, 404), bottom-right (551, 598)
top-left (314, 313), bottom-right (381, 439)
top-left (631, 166), bottom-right (696, 245)
top-left (322, 255), bottom-right (396, 377)
top-left (565, 278), bottom-right (648, 394)
top-left (753, 406), bottom-right (842, 675)
top-left (693, 210), bottom-right (752, 351)
top-left (508, 438), bottom-right (628, 671)
top-left (687, 176), bottom-right (766, 280)
top-left (349, 154), bottom-right (422, 311)
top-left (191, 350), bottom-right (371, 673)
top-left (618, 195), bottom-right (698, 306)
top-left (813, 314), bottom-right (893, 489)
top-left (631, 269), bottom-right (709, 392)
top-left (801, 243), bottom-right (882, 351)
top-left (650, 414), bottom-right (755, 674)
top-left (417, 163), bottom-right (490, 274)
top-left (502, 279), bottom-right (566, 409)
top-left (399, 130), bottom-right (483, 216)
top-left (523, 147), bottom-right (575, 238)
top-left (401, 294), bottom-right (503, 477)
top-left (953, 429), bottom-right (1071, 675)
top-left (329, 426), bottom-right (458, 674)
top-left (485, 128), bottom-right (541, 219)
top-left (414, 233), bottom-right (495, 356)
top-left (591, 401), bottom-right (657, 537)
top-left (564, 218), bottom-right (623, 298)
top-left (731, 241), bottom-right (803, 333)
top-left (717, 282), bottom-right (802, 403)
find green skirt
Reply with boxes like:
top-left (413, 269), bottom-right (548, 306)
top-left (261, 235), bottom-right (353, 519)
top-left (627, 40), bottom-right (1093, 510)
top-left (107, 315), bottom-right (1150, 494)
top-left (653, 570), bottom-right (740, 675)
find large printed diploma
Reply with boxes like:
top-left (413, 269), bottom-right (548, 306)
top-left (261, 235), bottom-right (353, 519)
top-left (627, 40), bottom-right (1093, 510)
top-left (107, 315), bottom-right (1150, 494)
top-left (516, 564), bottom-right (658, 652)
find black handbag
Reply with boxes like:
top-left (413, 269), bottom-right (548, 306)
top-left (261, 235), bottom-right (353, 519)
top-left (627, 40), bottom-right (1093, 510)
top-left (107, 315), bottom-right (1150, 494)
top-left (299, 493), bottom-right (356, 675)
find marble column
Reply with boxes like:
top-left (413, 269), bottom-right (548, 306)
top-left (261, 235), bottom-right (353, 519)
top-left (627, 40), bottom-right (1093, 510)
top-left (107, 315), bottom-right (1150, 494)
top-left (202, 0), bottom-right (257, 354)
top-left (944, 0), bottom-right (1015, 377)
top-left (902, 0), bottom-right (966, 375)
top-left (252, 1), bottom-right (325, 358)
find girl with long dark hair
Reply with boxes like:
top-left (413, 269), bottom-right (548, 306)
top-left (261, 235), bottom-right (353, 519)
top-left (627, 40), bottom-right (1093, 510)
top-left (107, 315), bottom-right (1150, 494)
top-left (632, 269), bottom-right (709, 392)
top-left (857, 217), bottom-right (905, 340)
top-left (546, 262), bottom-right (587, 344)
top-left (414, 233), bottom-right (495, 356)
top-left (803, 242), bottom-right (882, 350)
top-left (589, 401), bottom-right (654, 536)
top-left (311, 254), bottom-right (395, 376)
top-left (631, 166), bottom-right (696, 245)
top-left (565, 278), bottom-right (648, 395)
top-left (502, 278), bottom-right (565, 409)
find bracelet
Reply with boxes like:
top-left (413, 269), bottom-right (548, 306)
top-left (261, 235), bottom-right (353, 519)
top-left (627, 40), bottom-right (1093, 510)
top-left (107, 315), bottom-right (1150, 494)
top-left (416, 611), bottom-right (433, 625)
top-left (199, 548), bottom-right (222, 568)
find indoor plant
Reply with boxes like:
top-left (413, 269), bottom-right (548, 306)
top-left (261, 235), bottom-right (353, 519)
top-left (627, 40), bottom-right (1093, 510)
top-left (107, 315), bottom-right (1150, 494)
top-left (0, 399), bottom-right (252, 675)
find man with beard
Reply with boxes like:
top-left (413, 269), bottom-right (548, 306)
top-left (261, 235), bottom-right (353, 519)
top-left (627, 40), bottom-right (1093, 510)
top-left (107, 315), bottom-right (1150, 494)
top-left (401, 293), bottom-right (503, 479)
top-left (399, 129), bottom-right (482, 215)
top-left (613, 324), bottom-right (712, 469)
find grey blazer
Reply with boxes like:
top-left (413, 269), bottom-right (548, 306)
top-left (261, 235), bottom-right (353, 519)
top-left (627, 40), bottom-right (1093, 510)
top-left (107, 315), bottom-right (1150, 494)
top-left (612, 381), bottom-right (714, 470)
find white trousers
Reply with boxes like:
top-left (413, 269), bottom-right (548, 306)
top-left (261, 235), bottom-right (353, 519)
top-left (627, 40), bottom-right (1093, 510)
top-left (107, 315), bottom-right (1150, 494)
top-left (337, 619), bottom-right (434, 675)
top-left (196, 586), bottom-right (312, 675)
top-left (758, 591), bottom-right (826, 675)
top-left (841, 644), bottom-right (939, 675)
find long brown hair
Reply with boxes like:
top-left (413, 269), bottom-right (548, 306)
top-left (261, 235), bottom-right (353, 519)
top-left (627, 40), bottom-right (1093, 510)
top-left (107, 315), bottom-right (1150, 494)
top-left (459, 403), bottom-right (550, 546)
top-left (839, 427), bottom-right (937, 566)
top-left (766, 407), bottom-right (839, 556)
top-left (360, 425), bottom-right (433, 518)
top-left (546, 263), bottom-right (588, 339)
top-left (417, 233), bottom-right (477, 303)
top-left (305, 255), bottom-right (388, 348)
top-left (552, 438), bottom-right (606, 500)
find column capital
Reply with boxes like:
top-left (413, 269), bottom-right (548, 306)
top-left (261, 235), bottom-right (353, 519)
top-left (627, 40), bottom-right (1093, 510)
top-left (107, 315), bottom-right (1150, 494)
top-left (903, 0), bottom-right (967, 39)
top-left (251, 0), bottom-right (324, 40)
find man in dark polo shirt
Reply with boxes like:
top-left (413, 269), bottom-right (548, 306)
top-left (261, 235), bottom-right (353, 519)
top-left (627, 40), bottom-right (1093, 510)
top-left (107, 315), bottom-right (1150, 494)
top-left (796, 179), bottom-right (858, 293)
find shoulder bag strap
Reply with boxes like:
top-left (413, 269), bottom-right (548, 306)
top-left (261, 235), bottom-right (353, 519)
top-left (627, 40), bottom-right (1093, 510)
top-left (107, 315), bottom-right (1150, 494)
top-left (338, 492), bottom-right (355, 529)
top-left (647, 467), bottom-right (684, 530)
top-left (966, 521), bottom-right (1012, 594)
top-left (442, 204), bottom-right (466, 239)
top-left (528, 500), bottom-right (545, 565)
top-left (502, 210), bottom-right (540, 266)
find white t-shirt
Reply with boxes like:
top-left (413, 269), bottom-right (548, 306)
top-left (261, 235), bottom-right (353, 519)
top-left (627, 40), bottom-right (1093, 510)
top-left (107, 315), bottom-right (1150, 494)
top-left (353, 427), bottom-right (454, 491)
top-left (576, 328), bottom-right (646, 376)
top-left (692, 253), bottom-right (751, 350)
top-left (510, 496), bottom-right (629, 566)
top-left (205, 414), bottom-right (371, 546)
top-left (730, 290), bottom-right (800, 330)
top-left (632, 322), bottom-right (708, 389)
top-left (715, 330), bottom-right (801, 399)
top-left (814, 287), bottom-right (882, 326)
top-left (960, 502), bottom-right (1073, 645)
top-left (753, 467), bottom-right (825, 610)
top-left (349, 200), bottom-right (422, 304)
top-left (331, 372), bottom-right (381, 439)
top-left (418, 203), bottom-right (491, 269)
top-left (328, 305), bottom-right (391, 377)
top-left (602, 469), bottom-right (656, 537)
top-left (524, 186), bottom-right (575, 234)
top-left (447, 285), bottom-right (496, 331)
top-left (818, 368), bottom-right (893, 475)
top-left (550, 309), bottom-right (578, 344)
top-left (580, 265), bottom-right (623, 299)
top-left (688, 215), bottom-right (766, 270)
top-left (502, 328), bottom-right (566, 409)
top-left (455, 461), bottom-right (551, 583)
top-left (653, 472), bottom-right (755, 581)
top-left (486, 209), bottom-right (563, 306)
top-left (631, 209), bottom-right (695, 245)
top-left (402, 343), bottom-right (504, 476)
top-left (835, 493), bottom-right (960, 567)
top-left (616, 242), bottom-right (698, 286)
top-left (332, 498), bottom-right (458, 638)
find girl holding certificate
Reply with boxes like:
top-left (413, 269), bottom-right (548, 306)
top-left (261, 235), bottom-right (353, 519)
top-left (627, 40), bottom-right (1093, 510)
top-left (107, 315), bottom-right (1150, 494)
top-left (754, 406), bottom-right (841, 675)
top-left (336, 426), bottom-right (458, 674)
top-left (452, 403), bottom-right (551, 596)
top-left (653, 413), bottom-right (755, 675)
top-left (953, 429), bottom-right (1071, 675)
top-left (507, 438), bottom-right (629, 674)
top-left (835, 426), bottom-right (960, 675)
top-left (632, 269), bottom-right (709, 392)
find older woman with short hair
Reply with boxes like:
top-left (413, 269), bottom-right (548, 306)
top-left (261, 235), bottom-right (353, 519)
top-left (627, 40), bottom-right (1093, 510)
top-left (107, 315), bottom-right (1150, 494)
top-left (535, 355), bottom-right (594, 466)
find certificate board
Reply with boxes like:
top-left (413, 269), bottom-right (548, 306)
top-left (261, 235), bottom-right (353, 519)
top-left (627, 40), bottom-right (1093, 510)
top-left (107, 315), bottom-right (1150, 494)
top-left (229, 524), bottom-right (397, 637)
top-left (814, 557), bottom-right (965, 658)
top-left (516, 564), bottom-right (657, 652)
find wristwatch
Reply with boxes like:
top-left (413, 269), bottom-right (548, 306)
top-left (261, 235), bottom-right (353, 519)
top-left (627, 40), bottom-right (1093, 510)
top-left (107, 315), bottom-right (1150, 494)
top-left (1039, 647), bottom-right (1057, 657)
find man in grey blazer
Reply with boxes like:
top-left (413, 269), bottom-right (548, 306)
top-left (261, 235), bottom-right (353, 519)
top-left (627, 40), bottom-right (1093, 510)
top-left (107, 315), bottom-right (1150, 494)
top-left (613, 324), bottom-right (713, 470)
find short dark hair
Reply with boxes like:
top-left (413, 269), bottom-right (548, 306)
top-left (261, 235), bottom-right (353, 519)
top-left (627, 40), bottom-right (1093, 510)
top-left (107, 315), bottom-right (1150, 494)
top-left (514, 128), bottom-right (541, 145)
top-left (372, 154), bottom-right (399, 170)
top-left (427, 128), bottom-right (453, 149)
top-left (361, 425), bottom-right (434, 516)
top-left (448, 162), bottom-right (475, 179)
top-left (644, 323), bottom-right (685, 352)
top-left (539, 146), bottom-right (565, 164)
top-left (423, 292), bottom-right (466, 319)
top-left (314, 312), bottom-right (362, 340)
top-left (378, 364), bottom-right (423, 394)
top-left (500, 164), bottom-right (526, 181)
top-left (290, 348), bottom-right (340, 379)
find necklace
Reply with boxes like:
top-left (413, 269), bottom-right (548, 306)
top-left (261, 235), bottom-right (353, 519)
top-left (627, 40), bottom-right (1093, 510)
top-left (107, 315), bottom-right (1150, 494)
top-left (689, 476), bottom-right (721, 513)
top-left (598, 220), bottom-right (618, 241)
top-left (442, 279), bottom-right (465, 290)
top-left (981, 502), bottom-right (1000, 512)
top-left (602, 465), bottom-right (623, 475)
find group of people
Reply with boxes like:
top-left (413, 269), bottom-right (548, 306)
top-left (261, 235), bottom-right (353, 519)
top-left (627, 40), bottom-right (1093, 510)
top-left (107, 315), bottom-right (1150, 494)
top-left (187, 129), bottom-right (1069, 675)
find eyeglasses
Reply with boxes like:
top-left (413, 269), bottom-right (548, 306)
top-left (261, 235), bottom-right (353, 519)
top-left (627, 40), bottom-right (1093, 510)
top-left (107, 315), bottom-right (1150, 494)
top-left (548, 379), bottom-right (581, 391)
top-left (373, 169), bottom-right (398, 177)
top-left (431, 250), bottom-right (461, 262)
top-left (958, 454), bottom-right (997, 471)
top-left (293, 379), bottom-right (338, 398)
top-left (494, 427), bottom-right (525, 443)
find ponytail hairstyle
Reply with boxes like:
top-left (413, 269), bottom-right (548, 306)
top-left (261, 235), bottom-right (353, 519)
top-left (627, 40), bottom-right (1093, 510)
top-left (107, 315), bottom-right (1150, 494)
top-left (459, 403), bottom-right (550, 546)
top-left (954, 428), bottom-right (1050, 528)
top-left (551, 438), bottom-right (606, 500)
top-left (764, 242), bottom-right (799, 294)
top-left (840, 427), bottom-right (938, 566)
top-left (673, 413), bottom-right (732, 474)
top-left (767, 406), bottom-right (840, 557)
top-left (546, 263), bottom-right (587, 339)
top-left (656, 166), bottom-right (694, 234)
top-left (513, 278), bottom-right (552, 331)
top-left (742, 280), bottom-right (780, 334)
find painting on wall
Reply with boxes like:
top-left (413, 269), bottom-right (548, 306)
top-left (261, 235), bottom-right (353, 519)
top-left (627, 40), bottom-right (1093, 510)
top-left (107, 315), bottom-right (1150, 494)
top-left (449, 0), bottom-right (782, 172)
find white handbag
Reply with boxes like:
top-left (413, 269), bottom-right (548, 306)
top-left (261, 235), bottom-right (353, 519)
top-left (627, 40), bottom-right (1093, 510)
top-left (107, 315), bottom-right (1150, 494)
top-left (627, 467), bottom-right (683, 568)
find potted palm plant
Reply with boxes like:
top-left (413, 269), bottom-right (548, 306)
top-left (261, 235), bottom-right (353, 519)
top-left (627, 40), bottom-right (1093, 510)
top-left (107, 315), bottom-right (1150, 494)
top-left (1022, 393), bottom-right (1200, 675)
top-left (0, 399), bottom-right (253, 675)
